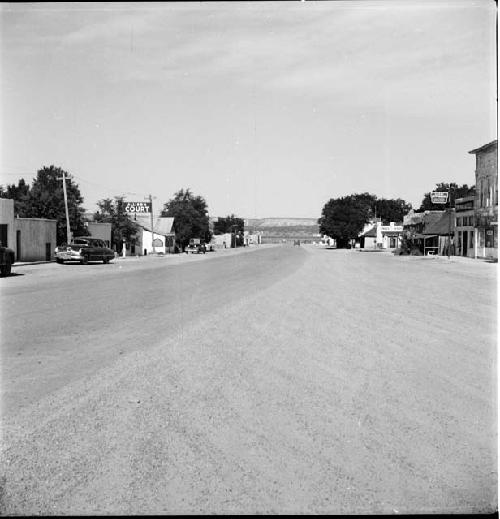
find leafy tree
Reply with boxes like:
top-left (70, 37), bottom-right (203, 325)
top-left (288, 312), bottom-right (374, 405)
top-left (93, 197), bottom-right (138, 251)
top-left (373, 198), bottom-right (412, 224)
top-left (318, 193), bottom-right (412, 247)
top-left (1, 166), bottom-right (88, 244)
top-left (28, 166), bottom-right (88, 244)
top-left (161, 188), bottom-right (211, 251)
top-left (0, 178), bottom-right (31, 216)
top-left (418, 183), bottom-right (475, 211)
top-left (213, 214), bottom-right (244, 235)
top-left (318, 194), bottom-right (372, 248)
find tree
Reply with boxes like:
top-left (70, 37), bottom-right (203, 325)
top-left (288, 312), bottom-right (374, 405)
top-left (93, 197), bottom-right (138, 251)
top-left (418, 183), bottom-right (475, 211)
top-left (1, 166), bottom-right (88, 244)
top-left (161, 188), bottom-right (211, 251)
top-left (373, 198), bottom-right (412, 224)
top-left (28, 166), bottom-right (88, 244)
top-left (213, 214), bottom-right (244, 235)
top-left (0, 178), bottom-right (31, 216)
top-left (318, 194), bottom-right (372, 248)
top-left (318, 192), bottom-right (412, 247)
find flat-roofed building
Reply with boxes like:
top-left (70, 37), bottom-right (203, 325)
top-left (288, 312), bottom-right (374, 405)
top-left (469, 140), bottom-right (497, 259)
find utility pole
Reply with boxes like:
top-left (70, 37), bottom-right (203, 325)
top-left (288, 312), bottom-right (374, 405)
top-left (60, 171), bottom-right (71, 244)
top-left (447, 184), bottom-right (454, 260)
top-left (149, 194), bottom-right (155, 254)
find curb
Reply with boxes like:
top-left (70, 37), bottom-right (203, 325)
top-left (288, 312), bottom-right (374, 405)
top-left (14, 260), bottom-right (56, 267)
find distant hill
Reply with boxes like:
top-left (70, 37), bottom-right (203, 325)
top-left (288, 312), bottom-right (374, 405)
top-left (245, 217), bottom-right (320, 243)
top-left (245, 217), bottom-right (318, 227)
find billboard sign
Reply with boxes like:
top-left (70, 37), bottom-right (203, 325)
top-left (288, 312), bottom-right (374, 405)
top-left (125, 201), bottom-right (152, 214)
top-left (430, 192), bottom-right (448, 204)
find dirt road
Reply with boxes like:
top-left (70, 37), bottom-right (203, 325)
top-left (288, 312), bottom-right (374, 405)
top-left (0, 246), bottom-right (496, 514)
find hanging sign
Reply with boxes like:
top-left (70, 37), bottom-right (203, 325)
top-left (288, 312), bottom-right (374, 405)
top-left (430, 192), bottom-right (448, 204)
top-left (125, 202), bottom-right (152, 214)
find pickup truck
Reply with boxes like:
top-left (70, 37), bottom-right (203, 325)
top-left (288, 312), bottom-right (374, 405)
top-left (0, 244), bottom-right (15, 277)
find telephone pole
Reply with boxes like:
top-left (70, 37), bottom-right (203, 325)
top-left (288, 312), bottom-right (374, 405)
top-left (149, 194), bottom-right (155, 254)
top-left (60, 171), bottom-right (71, 244)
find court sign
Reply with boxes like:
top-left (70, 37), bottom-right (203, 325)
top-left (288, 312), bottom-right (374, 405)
top-left (430, 192), bottom-right (448, 204)
top-left (125, 201), bottom-right (152, 214)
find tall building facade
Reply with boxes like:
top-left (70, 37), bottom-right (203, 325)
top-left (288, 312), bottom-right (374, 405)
top-left (469, 140), bottom-right (498, 259)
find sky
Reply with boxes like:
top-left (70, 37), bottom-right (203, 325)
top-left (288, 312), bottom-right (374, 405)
top-left (0, 1), bottom-right (497, 219)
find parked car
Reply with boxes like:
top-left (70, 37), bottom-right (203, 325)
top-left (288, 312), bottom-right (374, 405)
top-left (55, 237), bottom-right (115, 265)
top-left (0, 244), bottom-right (15, 277)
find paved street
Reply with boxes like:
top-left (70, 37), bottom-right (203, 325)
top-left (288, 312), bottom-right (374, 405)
top-left (0, 245), bottom-right (497, 514)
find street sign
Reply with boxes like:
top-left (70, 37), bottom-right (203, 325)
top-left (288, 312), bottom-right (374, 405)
top-left (125, 201), bottom-right (152, 214)
top-left (430, 192), bottom-right (448, 204)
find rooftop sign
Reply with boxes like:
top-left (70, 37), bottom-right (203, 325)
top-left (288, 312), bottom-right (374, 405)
top-left (125, 202), bottom-right (152, 214)
top-left (430, 192), bottom-right (448, 204)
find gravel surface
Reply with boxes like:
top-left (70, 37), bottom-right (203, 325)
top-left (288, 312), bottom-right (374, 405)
top-left (0, 246), bottom-right (496, 514)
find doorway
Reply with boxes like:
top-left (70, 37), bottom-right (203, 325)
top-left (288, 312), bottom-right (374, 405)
top-left (16, 230), bottom-right (21, 261)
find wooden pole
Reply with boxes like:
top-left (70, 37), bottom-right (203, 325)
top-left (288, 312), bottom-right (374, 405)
top-left (61, 171), bottom-right (71, 244)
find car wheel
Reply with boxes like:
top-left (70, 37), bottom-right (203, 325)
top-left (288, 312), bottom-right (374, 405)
top-left (103, 257), bottom-right (109, 264)
top-left (81, 254), bottom-right (89, 265)
top-left (0, 259), bottom-right (11, 277)
top-left (56, 258), bottom-right (64, 264)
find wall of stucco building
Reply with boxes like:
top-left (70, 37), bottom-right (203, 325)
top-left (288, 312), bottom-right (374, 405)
top-left (14, 218), bottom-right (57, 261)
top-left (0, 198), bottom-right (16, 252)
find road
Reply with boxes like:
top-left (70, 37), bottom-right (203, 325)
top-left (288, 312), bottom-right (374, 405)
top-left (0, 245), bottom-right (497, 514)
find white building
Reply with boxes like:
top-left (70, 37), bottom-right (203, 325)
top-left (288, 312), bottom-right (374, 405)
top-left (131, 214), bottom-right (175, 255)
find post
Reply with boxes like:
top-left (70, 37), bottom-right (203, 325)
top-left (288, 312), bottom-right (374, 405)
top-left (149, 194), bottom-right (155, 255)
top-left (447, 185), bottom-right (452, 259)
top-left (61, 171), bottom-right (71, 244)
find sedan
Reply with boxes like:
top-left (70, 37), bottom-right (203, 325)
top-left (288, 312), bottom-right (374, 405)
top-left (55, 237), bottom-right (115, 265)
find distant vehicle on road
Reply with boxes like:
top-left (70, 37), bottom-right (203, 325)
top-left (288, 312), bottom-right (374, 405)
top-left (185, 238), bottom-right (206, 254)
top-left (55, 237), bottom-right (115, 265)
top-left (185, 243), bottom-right (206, 254)
top-left (0, 243), bottom-right (15, 277)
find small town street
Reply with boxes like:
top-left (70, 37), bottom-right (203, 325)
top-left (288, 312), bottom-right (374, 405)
top-left (0, 245), bottom-right (497, 514)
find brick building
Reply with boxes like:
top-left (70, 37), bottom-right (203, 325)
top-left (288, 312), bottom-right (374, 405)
top-left (469, 140), bottom-right (498, 259)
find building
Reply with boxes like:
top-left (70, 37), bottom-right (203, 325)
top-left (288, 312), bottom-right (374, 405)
top-left (469, 140), bottom-right (498, 259)
top-left (422, 208), bottom-right (456, 256)
top-left (359, 224), bottom-right (378, 249)
top-left (403, 210), bottom-right (445, 254)
top-left (359, 220), bottom-right (403, 250)
top-left (380, 222), bottom-right (404, 249)
top-left (0, 198), bottom-right (57, 262)
top-left (132, 214), bottom-right (175, 255)
top-left (86, 222), bottom-right (112, 248)
top-left (454, 196), bottom-right (475, 258)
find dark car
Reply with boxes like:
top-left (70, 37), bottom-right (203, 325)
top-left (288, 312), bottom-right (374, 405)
top-left (55, 237), bottom-right (115, 265)
top-left (0, 244), bottom-right (15, 277)
top-left (185, 243), bottom-right (206, 254)
top-left (185, 238), bottom-right (207, 254)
